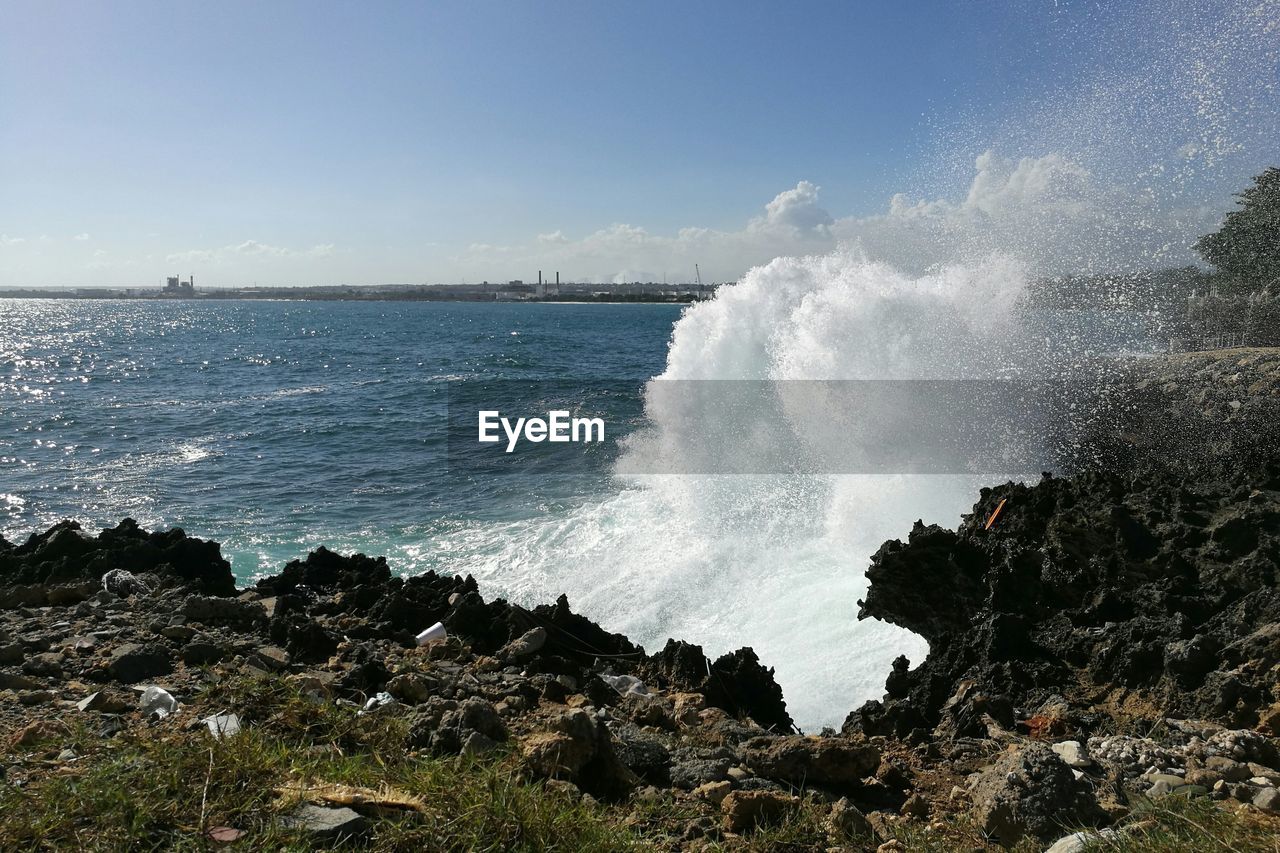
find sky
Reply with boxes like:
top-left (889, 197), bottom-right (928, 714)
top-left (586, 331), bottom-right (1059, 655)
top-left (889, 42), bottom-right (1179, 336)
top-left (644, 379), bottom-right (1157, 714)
top-left (1, 0), bottom-right (1277, 287)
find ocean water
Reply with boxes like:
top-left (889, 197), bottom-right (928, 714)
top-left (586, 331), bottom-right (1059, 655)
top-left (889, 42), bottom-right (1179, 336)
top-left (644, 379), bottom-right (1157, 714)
top-left (0, 298), bottom-right (677, 572)
top-left (0, 266), bottom-right (1164, 731)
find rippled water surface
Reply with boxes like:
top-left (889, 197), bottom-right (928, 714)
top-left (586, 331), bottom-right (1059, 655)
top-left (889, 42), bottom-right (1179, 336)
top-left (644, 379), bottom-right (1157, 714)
top-left (0, 298), bottom-right (678, 580)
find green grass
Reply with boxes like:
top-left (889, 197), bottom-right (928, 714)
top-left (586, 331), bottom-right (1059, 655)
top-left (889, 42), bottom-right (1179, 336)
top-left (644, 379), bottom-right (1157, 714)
top-left (3, 675), bottom-right (1278, 851)
top-left (871, 793), bottom-right (1280, 853)
top-left (1088, 795), bottom-right (1280, 853)
top-left (0, 674), bottom-right (641, 851)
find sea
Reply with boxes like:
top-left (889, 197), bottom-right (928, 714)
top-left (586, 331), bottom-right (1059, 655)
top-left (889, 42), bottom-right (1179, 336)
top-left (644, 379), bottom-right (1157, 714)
top-left (0, 297), bottom-right (677, 569)
top-left (0, 257), bottom-right (1166, 730)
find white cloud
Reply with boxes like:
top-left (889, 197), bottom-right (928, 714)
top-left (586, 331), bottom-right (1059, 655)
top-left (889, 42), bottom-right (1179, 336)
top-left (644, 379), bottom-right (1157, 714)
top-left (73, 233), bottom-right (90, 241)
top-left (466, 242), bottom-right (514, 255)
top-left (86, 248), bottom-right (135, 271)
top-left (452, 155), bottom-right (1204, 282)
top-left (1, 234), bottom-right (26, 246)
top-left (232, 240), bottom-right (286, 256)
top-left (751, 180), bottom-right (834, 236)
top-left (452, 182), bottom-right (845, 283)
top-left (166, 240), bottom-right (335, 265)
top-left (167, 248), bottom-right (216, 264)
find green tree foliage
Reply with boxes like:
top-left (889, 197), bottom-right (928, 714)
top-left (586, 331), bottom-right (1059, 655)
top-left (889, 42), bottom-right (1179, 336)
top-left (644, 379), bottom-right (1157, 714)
top-left (1195, 168), bottom-right (1280, 287)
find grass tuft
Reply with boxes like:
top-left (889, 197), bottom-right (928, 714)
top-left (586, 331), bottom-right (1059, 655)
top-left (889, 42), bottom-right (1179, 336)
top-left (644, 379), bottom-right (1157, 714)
top-left (1, 675), bottom-right (637, 851)
top-left (4, 675), bottom-right (1279, 851)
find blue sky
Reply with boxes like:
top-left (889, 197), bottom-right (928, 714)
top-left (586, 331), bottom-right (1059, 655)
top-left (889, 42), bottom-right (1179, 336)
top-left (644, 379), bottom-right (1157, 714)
top-left (2, 0), bottom-right (1276, 286)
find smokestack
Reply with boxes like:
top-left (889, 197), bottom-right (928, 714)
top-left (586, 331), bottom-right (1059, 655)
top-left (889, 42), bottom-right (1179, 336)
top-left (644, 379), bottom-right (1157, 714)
top-left (556, 271), bottom-right (559, 285)
top-left (538, 270), bottom-right (542, 286)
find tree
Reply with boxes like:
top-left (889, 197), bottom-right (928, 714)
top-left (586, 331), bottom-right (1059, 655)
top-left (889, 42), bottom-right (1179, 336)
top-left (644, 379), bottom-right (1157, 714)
top-left (1195, 167), bottom-right (1280, 287)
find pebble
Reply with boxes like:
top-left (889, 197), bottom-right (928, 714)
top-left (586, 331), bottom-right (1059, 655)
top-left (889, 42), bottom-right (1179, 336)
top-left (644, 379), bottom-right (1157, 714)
top-left (634, 785), bottom-right (664, 804)
top-left (692, 780), bottom-right (732, 806)
top-left (77, 690), bottom-right (129, 713)
top-left (499, 627), bottom-right (547, 660)
top-left (720, 790), bottom-right (796, 833)
top-left (1254, 787), bottom-right (1280, 813)
top-left (899, 793), bottom-right (929, 818)
top-left (202, 713), bottom-right (241, 739)
top-left (1205, 756), bottom-right (1252, 782)
top-left (825, 797), bottom-right (872, 840)
top-left (1145, 772), bottom-right (1186, 786)
top-left (1051, 740), bottom-right (1091, 768)
top-left (281, 804), bottom-right (368, 841)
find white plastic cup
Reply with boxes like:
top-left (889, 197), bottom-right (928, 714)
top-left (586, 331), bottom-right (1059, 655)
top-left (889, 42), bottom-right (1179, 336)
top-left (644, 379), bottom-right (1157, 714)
top-left (139, 685), bottom-right (179, 718)
top-left (415, 621), bottom-right (447, 646)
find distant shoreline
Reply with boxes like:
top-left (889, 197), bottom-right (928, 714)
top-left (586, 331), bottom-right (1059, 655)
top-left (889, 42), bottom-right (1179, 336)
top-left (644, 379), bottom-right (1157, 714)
top-left (0, 293), bottom-right (707, 304)
top-left (0, 285), bottom-right (718, 305)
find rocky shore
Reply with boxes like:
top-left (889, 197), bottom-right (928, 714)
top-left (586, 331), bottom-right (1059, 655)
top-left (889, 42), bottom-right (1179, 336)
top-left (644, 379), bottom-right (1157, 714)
top-left (2, 348), bottom-right (1280, 850)
top-left (0, 519), bottom-right (904, 849)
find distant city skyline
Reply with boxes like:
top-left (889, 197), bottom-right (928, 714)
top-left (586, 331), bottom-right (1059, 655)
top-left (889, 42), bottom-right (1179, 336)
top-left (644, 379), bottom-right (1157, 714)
top-left (2, 0), bottom-right (1277, 287)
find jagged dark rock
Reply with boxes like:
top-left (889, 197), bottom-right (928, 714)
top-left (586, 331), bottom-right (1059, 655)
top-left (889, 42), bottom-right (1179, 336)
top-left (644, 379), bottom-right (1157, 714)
top-left (970, 742), bottom-right (1107, 845)
top-left (851, 463), bottom-right (1280, 739)
top-left (248, 546), bottom-right (791, 729)
top-left (255, 546), bottom-right (392, 596)
top-left (107, 643), bottom-right (174, 683)
top-left (742, 735), bottom-right (880, 787)
top-left (0, 518), bottom-right (797, 783)
top-left (646, 639), bottom-right (794, 733)
top-left (519, 707), bottom-right (639, 800)
top-left (0, 519), bottom-right (235, 600)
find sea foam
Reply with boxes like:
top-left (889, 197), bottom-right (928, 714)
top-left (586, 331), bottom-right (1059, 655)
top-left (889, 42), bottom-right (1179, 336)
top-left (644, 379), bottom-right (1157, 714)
top-left (465, 250), bottom-right (1035, 730)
